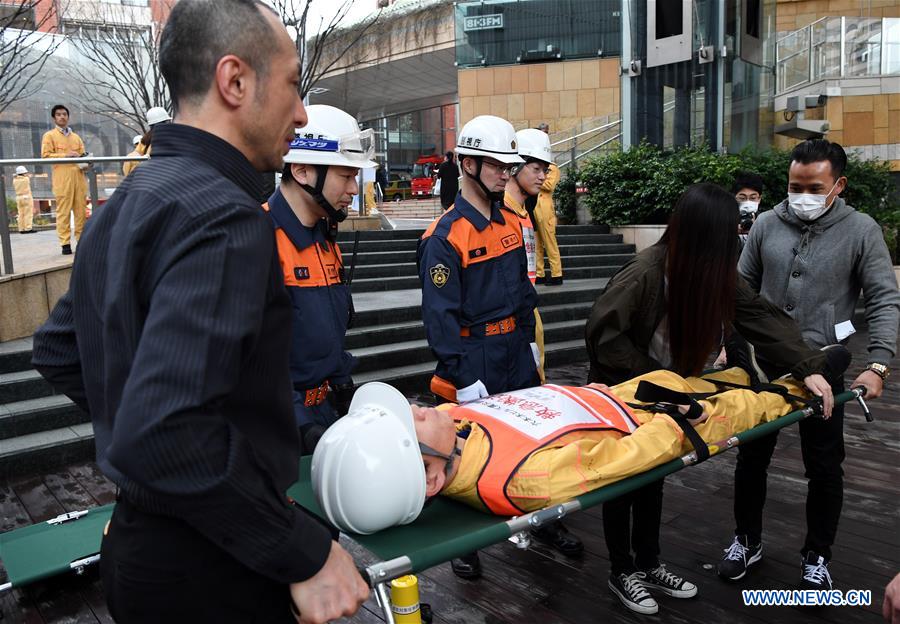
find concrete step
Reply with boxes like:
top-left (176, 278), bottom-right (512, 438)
top-left (350, 319), bottom-right (586, 375)
top-left (0, 423), bottom-right (95, 478)
top-left (351, 264), bottom-right (620, 292)
top-left (345, 300), bottom-right (594, 350)
top-left (0, 394), bottom-right (87, 440)
top-left (0, 369), bottom-right (54, 404)
top-left (344, 233), bottom-right (625, 254)
top-left (352, 254), bottom-right (633, 280)
top-left (0, 338), bottom-right (33, 375)
top-left (348, 243), bottom-right (635, 266)
top-left (354, 338), bottom-right (588, 397)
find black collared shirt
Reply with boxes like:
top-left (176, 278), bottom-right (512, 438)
top-left (32, 123), bottom-right (331, 583)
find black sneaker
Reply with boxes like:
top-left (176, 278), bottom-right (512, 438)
top-left (61, 244), bottom-right (72, 255)
top-left (639, 564), bottom-right (698, 598)
top-left (800, 551), bottom-right (832, 590)
top-left (547, 275), bottom-right (564, 286)
top-left (717, 535), bottom-right (762, 581)
top-left (608, 572), bottom-right (658, 615)
top-left (535, 276), bottom-right (547, 285)
top-left (724, 333), bottom-right (767, 387)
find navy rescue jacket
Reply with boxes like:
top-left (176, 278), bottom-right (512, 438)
top-left (417, 194), bottom-right (538, 395)
top-left (266, 189), bottom-right (355, 426)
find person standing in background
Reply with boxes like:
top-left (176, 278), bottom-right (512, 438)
top-left (533, 122), bottom-right (563, 284)
top-left (13, 166), bottom-right (35, 234)
top-left (41, 104), bottom-right (87, 255)
top-left (437, 150), bottom-right (459, 210)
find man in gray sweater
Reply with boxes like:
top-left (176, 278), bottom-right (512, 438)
top-left (717, 139), bottom-right (900, 589)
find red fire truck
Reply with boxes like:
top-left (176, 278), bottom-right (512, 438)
top-left (410, 154), bottom-right (443, 199)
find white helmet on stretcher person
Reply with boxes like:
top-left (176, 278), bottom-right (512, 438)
top-left (312, 382), bottom-right (426, 534)
top-left (283, 104), bottom-right (377, 224)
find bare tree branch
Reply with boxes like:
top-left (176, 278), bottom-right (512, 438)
top-left (272, 0), bottom-right (381, 99)
top-left (0, 0), bottom-right (65, 114)
top-left (67, 1), bottom-right (171, 133)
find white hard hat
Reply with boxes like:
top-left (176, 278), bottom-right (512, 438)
top-left (285, 105), bottom-right (377, 169)
top-left (145, 106), bottom-right (171, 126)
top-left (515, 128), bottom-right (553, 165)
top-left (456, 115), bottom-right (524, 165)
top-left (312, 382), bottom-right (426, 534)
top-left (132, 134), bottom-right (143, 146)
top-left (15, 166), bottom-right (28, 175)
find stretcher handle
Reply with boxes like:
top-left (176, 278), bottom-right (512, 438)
top-left (851, 386), bottom-right (873, 422)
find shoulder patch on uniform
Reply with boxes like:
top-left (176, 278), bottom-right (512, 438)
top-left (294, 266), bottom-right (310, 280)
top-left (501, 234), bottom-right (520, 248)
top-left (429, 263), bottom-right (450, 288)
top-left (469, 246), bottom-right (487, 259)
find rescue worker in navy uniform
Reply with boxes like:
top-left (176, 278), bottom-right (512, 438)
top-left (266, 104), bottom-right (377, 454)
top-left (418, 115), bottom-right (541, 579)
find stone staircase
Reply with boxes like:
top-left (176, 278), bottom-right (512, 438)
top-left (0, 225), bottom-right (634, 478)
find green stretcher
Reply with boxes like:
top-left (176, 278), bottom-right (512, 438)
top-left (0, 389), bottom-right (869, 623)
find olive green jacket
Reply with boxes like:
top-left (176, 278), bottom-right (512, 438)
top-left (585, 243), bottom-right (826, 385)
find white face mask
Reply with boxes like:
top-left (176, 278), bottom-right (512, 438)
top-left (787, 180), bottom-right (839, 222)
top-left (738, 201), bottom-right (759, 214)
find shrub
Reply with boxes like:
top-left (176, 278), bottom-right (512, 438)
top-left (576, 143), bottom-right (899, 260)
top-left (553, 166), bottom-right (578, 224)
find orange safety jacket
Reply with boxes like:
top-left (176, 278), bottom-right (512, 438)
top-left (451, 384), bottom-right (639, 515)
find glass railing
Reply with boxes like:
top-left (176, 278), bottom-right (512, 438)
top-left (776, 16), bottom-right (900, 93)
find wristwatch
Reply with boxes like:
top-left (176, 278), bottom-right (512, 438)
top-left (865, 362), bottom-right (890, 381)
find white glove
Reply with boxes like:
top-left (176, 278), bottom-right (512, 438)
top-left (530, 342), bottom-right (540, 369)
top-left (457, 379), bottom-right (489, 403)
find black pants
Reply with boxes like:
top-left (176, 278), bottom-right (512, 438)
top-left (603, 478), bottom-right (664, 575)
top-left (733, 379), bottom-right (845, 561)
top-left (101, 497), bottom-right (295, 623)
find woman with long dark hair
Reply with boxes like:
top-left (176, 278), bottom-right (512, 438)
top-left (584, 183), bottom-right (836, 616)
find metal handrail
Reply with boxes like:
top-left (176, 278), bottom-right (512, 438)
top-left (549, 118), bottom-right (621, 149)
top-left (0, 155), bottom-right (148, 275)
top-left (558, 133), bottom-right (621, 170)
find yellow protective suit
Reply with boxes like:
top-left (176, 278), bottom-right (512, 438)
top-left (41, 127), bottom-right (87, 246)
top-left (122, 148), bottom-right (142, 177)
top-left (442, 367), bottom-right (809, 513)
top-left (13, 174), bottom-right (34, 233)
top-left (504, 191), bottom-right (544, 382)
top-left (534, 163), bottom-right (562, 279)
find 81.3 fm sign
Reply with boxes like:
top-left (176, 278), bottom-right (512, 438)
top-left (463, 13), bottom-right (503, 31)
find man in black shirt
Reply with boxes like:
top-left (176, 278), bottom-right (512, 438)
top-left (30, 1), bottom-right (368, 622)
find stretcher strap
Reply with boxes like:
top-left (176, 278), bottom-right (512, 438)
top-left (629, 381), bottom-right (709, 462)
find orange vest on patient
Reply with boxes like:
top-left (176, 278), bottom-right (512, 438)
top-left (441, 369), bottom-right (808, 515)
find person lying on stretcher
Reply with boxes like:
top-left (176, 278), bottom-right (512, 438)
top-left (312, 346), bottom-right (850, 535)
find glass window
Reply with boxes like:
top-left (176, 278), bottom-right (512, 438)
top-left (455, 0), bottom-right (621, 67)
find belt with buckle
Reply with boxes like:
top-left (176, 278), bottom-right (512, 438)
top-left (460, 315), bottom-right (517, 337)
top-left (301, 381), bottom-right (330, 407)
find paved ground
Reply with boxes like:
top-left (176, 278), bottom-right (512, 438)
top-left (0, 229), bottom-right (73, 279)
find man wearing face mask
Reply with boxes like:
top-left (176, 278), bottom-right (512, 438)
top-left (266, 104), bottom-right (376, 454)
top-left (719, 139), bottom-right (900, 591)
top-left (733, 172), bottom-right (764, 246)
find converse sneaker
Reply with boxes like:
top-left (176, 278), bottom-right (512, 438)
top-left (724, 333), bottom-right (768, 387)
top-left (608, 571), bottom-right (658, 615)
top-left (717, 535), bottom-right (763, 581)
top-left (800, 551), bottom-right (833, 590)
top-left (639, 564), bottom-right (698, 598)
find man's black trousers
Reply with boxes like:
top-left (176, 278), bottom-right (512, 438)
top-left (732, 380), bottom-right (846, 561)
top-left (101, 497), bottom-right (296, 623)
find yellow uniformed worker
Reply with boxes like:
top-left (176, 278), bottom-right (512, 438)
top-left (533, 122), bottom-right (563, 285)
top-left (13, 166), bottom-right (35, 234)
top-left (122, 135), bottom-right (143, 177)
top-left (41, 104), bottom-right (87, 255)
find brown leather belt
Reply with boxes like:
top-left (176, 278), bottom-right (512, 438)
top-left (460, 315), bottom-right (517, 337)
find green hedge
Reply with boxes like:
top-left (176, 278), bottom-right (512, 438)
top-left (574, 142), bottom-right (899, 260)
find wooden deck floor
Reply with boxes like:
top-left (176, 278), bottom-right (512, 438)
top-left (2, 325), bottom-right (898, 623)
